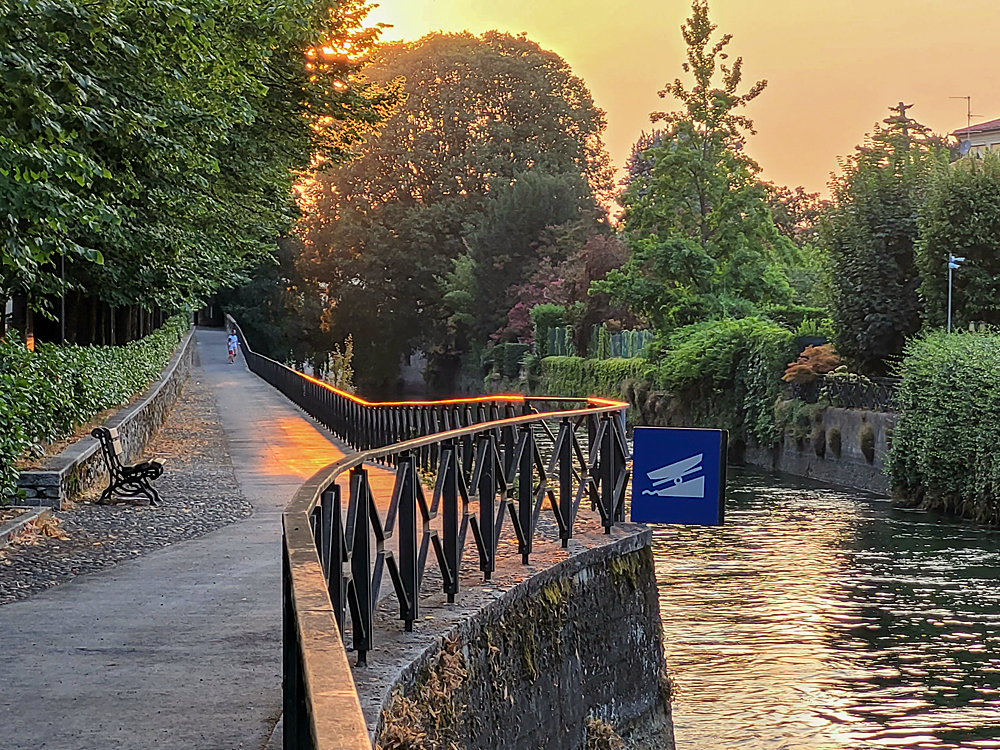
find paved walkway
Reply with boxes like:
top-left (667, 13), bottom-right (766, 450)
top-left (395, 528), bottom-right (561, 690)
top-left (0, 328), bottom-right (386, 749)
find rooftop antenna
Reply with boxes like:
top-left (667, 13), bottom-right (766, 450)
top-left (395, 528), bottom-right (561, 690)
top-left (950, 96), bottom-right (983, 129)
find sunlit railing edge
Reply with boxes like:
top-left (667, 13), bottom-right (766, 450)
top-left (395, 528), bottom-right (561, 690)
top-left (226, 316), bottom-right (631, 750)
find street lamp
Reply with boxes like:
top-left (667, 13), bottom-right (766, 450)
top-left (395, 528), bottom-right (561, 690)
top-left (948, 254), bottom-right (965, 333)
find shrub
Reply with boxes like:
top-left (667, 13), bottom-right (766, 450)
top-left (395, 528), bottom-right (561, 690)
top-left (539, 357), bottom-right (650, 400)
top-left (654, 317), bottom-right (797, 447)
top-left (812, 423), bottom-right (826, 457)
top-left (828, 427), bottom-right (842, 457)
top-left (888, 329), bottom-right (1000, 524)
top-left (859, 423), bottom-right (875, 464)
top-left (502, 343), bottom-right (530, 380)
top-left (1, 315), bottom-right (189, 500)
top-left (782, 344), bottom-right (842, 384)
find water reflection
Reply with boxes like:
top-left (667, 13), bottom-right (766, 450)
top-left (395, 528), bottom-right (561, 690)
top-left (652, 469), bottom-right (1000, 749)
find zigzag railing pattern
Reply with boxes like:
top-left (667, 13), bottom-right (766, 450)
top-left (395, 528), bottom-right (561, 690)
top-left (226, 318), bottom-right (631, 750)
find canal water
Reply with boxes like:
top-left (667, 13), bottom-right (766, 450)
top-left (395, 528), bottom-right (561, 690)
top-left (652, 468), bottom-right (1000, 749)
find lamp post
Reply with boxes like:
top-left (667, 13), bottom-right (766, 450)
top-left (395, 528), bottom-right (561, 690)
top-left (948, 254), bottom-right (965, 333)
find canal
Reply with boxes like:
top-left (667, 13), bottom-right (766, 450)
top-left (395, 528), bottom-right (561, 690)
top-left (652, 468), bottom-right (1000, 749)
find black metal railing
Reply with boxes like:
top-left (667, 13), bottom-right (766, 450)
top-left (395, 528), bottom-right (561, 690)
top-left (790, 374), bottom-right (900, 412)
top-left (226, 318), bottom-right (632, 750)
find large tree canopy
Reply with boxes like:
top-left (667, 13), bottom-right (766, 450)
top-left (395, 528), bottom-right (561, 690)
top-left (0, 0), bottom-right (394, 332)
top-left (294, 31), bottom-right (612, 391)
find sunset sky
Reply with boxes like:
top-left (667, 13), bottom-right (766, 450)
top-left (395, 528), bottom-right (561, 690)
top-left (367, 0), bottom-right (1000, 196)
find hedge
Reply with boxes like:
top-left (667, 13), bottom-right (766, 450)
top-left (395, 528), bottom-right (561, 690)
top-left (539, 356), bottom-right (651, 400)
top-left (1, 315), bottom-right (189, 500)
top-left (889, 329), bottom-right (1000, 524)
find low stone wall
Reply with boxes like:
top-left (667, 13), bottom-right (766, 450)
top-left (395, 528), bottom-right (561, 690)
top-left (745, 406), bottom-right (896, 494)
top-left (371, 528), bottom-right (673, 750)
top-left (17, 329), bottom-right (196, 507)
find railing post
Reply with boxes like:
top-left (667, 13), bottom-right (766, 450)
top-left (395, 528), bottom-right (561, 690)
top-left (398, 454), bottom-right (419, 631)
top-left (349, 467), bottom-right (373, 665)
top-left (282, 541), bottom-right (308, 750)
top-left (325, 487), bottom-right (346, 633)
top-left (477, 433), bottom-right (497, 580)
top-left (601, 414), bottom-right (614, 533)
top-left (442, 440), bottom-right (460, 603)
top-left (559, 417), bottom-right (573, 547)
top-left (518, 423), bottom-right (534, 564)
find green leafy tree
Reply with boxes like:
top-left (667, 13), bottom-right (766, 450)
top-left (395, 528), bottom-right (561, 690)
top-left (1, 0), bottom-right (394, 338)
top-left (823, 103), bottom-right (950, 372)
top-left (595, 0), bottom-right (792, 332)
top-left (917, 154), bottom-right (1000, 328)
top-left (297, 31), bottom-right (612, 391)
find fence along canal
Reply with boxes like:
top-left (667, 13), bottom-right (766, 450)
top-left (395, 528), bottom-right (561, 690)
top-left (228, 318), bottom-right (633, 749)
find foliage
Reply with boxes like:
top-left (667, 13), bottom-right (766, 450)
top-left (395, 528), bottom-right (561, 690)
top-left (764, 183), bottom-right (829, 246)
top-left (917, 154), bottom-right (1000, 328)
top-left (597, 1), bottom-right (795, 331)
top-left (468, 171), bottom-right (602, 338)
top-left (823, 103), bottom-right (951, 373)
top-left (782, 344), bottom-right (842, 384)
top-left (587, 325), bottom-right (653, 359)
top-left (530, 304), bottom-right (565, 357)
top-left (539, 356), bottom-right (650, 400)
top-left (0, 0), bottom-right (394, 325)
top-left (653, 317), bottom-right (796, 446)
top-left (774, 398), bottom-right (829, 440)
top-left (296, 31), bottom-right (612, 391)
top-left (0, 315), bottom-right (189, 499)
top-left (888, 329), bottom-right (1000, 524)
top-left (323, 335), bottom-right (354, 392)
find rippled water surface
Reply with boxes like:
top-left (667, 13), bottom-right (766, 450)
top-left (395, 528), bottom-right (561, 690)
top-left (652, 469), bottom-right (1000, 749)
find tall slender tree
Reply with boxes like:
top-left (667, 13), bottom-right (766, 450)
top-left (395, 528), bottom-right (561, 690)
top-left (595, 0), bottom-right (793, 331)
top-left (823, 103), bottom-right (950, 372)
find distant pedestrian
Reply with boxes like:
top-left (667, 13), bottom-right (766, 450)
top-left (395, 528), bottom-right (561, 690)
top-left (227, 332), bottom-right (238, 364)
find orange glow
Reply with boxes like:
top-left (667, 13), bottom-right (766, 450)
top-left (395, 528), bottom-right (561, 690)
top-left (366, 0), bottom-right (1000, 196)
top-left (294, 370), bottom-right (627, 409)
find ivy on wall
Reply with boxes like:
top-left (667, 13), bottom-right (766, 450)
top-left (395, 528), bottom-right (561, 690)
top-left (1, 315), bottom-right (189, 500)
top-left (539, 357), bottom-right (651, 400)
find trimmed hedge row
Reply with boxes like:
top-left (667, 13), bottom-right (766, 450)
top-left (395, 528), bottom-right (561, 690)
top-left (1, 315), bottom-right (189, 500)
top-left (539, 356), bottom-right (651, 400)
top-left (889, 330), bottom-right (1000, 524)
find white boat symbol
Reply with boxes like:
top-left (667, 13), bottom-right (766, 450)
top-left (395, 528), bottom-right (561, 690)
top-left (642, 454), bottom-right (705, 498)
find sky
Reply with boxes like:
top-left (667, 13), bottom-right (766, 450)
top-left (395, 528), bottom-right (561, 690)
top-left (366, 0), bottom-right (1000, 196)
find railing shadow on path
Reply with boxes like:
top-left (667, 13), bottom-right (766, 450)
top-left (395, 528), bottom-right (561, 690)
top-left (227, 317), bottom-right (633, 750)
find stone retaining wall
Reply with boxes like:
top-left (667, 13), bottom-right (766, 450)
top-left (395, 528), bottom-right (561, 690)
top-left (16, 328), bottom-right (196, 507)
top-left (745, 407), bottom-right (896, 494)
top-left (372, 528), bottom-right (673, 750)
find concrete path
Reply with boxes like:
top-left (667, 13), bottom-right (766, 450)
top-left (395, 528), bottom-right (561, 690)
top-left (0, 328), bottom-right (387, 750)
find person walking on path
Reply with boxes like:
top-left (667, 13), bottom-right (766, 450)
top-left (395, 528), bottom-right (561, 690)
top-left (227, 331), bottom-right (238, 364)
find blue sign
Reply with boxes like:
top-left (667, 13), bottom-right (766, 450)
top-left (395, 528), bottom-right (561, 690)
top-left (631, 427), bottom-right (727, 526)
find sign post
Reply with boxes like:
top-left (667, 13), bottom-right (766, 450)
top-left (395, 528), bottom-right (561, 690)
top-left (630, 427), bottom-right (728, 526)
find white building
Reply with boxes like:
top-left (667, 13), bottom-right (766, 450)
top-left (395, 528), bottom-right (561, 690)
top-left (954, 117), bottom-right (1000, 157)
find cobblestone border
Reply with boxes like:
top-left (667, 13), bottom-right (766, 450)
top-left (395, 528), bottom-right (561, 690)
top-left (17, 327), bottom-right (196, 508)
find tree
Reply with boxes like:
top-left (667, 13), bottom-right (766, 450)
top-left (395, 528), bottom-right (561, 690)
top-left (595, 1), bottom-right (793, 332)
top-left (296, 31), bottom-right (612, 391)
top-left (0, 0), bottom-right (394, 340)
top-left (917, 154), bottom-right (1000, 328)
top-left (823, 103), bottom-right (950, 372)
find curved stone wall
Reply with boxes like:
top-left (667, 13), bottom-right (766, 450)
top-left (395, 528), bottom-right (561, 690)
top-left (367, 527), bottom-right (675, 750)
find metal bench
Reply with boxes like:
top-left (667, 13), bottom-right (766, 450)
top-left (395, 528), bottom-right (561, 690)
top-left (91, 427), bottom-right (163, 506)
